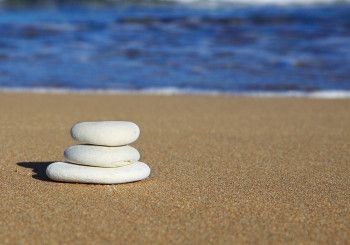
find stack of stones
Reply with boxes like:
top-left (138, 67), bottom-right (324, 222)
top-left (46, 121), bottom-right (151, 184)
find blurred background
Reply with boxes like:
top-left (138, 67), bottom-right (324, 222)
top-left (0, 0), bottom-right (349, 95)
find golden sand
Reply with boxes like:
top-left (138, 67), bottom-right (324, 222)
top-left (0, 92), bottom-right (349, 244)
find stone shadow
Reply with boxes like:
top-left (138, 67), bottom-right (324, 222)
top-left (17, 161), bottom-right (53, 181)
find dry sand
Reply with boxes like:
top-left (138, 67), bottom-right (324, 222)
top-left (0, 92), bottom-right (349, 244)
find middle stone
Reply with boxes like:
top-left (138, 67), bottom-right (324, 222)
top-left (64, 145), bottom-right (140, 167)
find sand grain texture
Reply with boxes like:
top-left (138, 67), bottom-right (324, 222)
top-left (0, 93), bottom-right (349, 244)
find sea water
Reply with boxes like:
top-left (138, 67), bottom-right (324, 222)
top-left (0, 1), bottom-right (349, 97)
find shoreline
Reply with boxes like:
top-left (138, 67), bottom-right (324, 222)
top-left (1, 87), bottom-right (350, 99)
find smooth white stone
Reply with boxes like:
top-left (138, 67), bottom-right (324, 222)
top-left (64, 145), bottom-right (140, 167)
top-left (46, 161), bottom-right (150, 184)
top-left (71, 121), bottom-right (140, 146)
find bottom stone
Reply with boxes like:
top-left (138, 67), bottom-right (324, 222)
top-left (46, 161), bottom-right (150, 184)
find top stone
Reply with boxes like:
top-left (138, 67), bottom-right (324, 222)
top-left (71, 121), bottom-right (140, 146)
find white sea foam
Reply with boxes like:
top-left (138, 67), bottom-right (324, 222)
top-left (1, 86), bottom-right (350, 99)
top-left (239, 90), bottom-right (350, 99)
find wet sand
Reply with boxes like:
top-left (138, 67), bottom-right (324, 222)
top-left (0, 92), bottom-right (349, 244)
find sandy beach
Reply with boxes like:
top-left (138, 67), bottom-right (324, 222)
top-left (0, 92), bottom-right (349, 244)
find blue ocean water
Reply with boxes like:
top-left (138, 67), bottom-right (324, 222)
top-left (0, 2), bottom-right (350, 96)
